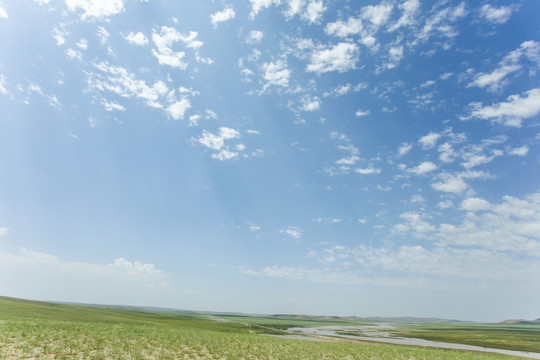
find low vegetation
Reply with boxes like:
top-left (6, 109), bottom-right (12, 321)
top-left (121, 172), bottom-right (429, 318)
top-left (394, 323), bottom-right (540, 354)
top-left (0, 296), bottom-right (533, 359)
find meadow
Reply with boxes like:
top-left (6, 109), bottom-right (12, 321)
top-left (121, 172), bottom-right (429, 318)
top-left (0, 296), bottom-right (536, 359)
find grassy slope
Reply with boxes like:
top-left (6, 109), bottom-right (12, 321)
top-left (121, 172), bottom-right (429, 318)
top-left (0, 296), bottom-right (526, 359)
top-left (394, 323), bottom-right (540, 354)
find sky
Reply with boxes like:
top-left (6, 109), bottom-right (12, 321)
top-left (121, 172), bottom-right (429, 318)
top-left (0, 0), bottom-right (539, 323)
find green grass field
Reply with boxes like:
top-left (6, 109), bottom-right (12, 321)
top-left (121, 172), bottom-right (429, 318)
top-left (393, 323), bottom-right (540, 354)
top-left (0, 296), bottom-right (533, 359)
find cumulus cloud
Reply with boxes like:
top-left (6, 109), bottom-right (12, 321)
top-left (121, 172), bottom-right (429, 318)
top-left (112, 257), bottom-right (162, 276)
top-left (382, 45), bottom-right (404, 70)
top-left (280, 226), bottom-right (303, 239)
top-left (508, 145), bottom-right (528, 156)
top-left (284, 0), bottom-right (304, 18)
top-left (65, 0), bottom-right (125, 19)
top-left (431, 173), bottom-right (468, 194)
top-left (0, 4), bottom-right (7, 18)
top-left (246, 30), bottom-right (263, 44)
top-left (438, 192), bottom-right (540, 255)
top-left (465, 88), bottom-right (540, 127)
top-left (479, 4), bottom-right (519, 24)
top-left (88, 61), bottom-right (169, 109)
top-left (196, 127), bottom-right (241, 161)
top-left (355, 166), bottom-right (381, 174)
top-left (261, 59), bottom-right (290, 89)
top-left (388, 0), bottom-right (420, 31)
top-left (301, 95), bottom-right (320, 111)
top-left (210, 6), bottom-right (235, 28)
top-left (125, 31), bottom-right (148, 46)
top-left (325, 17), bottom-right (363, 37)
top-left (461, 197), bottom-right (491, 212)
top-left (361, 3), bottom-right (393, 30)
top-left (418, 2), bottom-right (467, 42)
top-left (355, 109), bottom-right (370, 117)
top-left (102, 100), bottom-right (125, 111)
top-left (397, 143), bottom-right (412, 156)
top-left (306, 42), bottom-right (359, 74)
top-left (249, 0), bottom-right (280, 19)
top-left (410, 161), bottom-right (437, 175)
top-left (166, 98), bottom-right (191, 120)
top-left (418, 132), bottom-right (441, 149)
top-left (152, 26), bottom-right (203, 69)
top-left (302, 0), bottom-right (326, 24)
top-left (469, 41), bottom-right (540, 92)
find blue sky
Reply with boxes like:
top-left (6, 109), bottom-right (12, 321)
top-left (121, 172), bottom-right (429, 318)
top-left (0, 0), bottom-right (539, 322)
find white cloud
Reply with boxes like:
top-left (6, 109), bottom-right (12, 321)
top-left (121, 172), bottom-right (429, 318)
top-left (246, 30), bottom-right (263, 44)
top-left (355, 109), bottom-right (370, 117)
top-left (431, 173), bottom-right (468, 194)
top-left (197, 127), bottom-right (240, 151)
top-left (398, 143), bottom-right (412, 156)
top-left (325, 17), bottom-right (363, 37)
top-left (306, 42), bottom-right (359, 74)
top-left (249, 0), bottom-right (280, 19)
top-left (479, 4), bottom-right (518, 24)
top-left (355, 166), bottom-right (381, 174)
top-left (0, 248), bottom-right (170, 306)
top-left (302, 0), bottom-right (326, 24)
top-left (280, 226), bottom-right (303, 239)
top-left (76, 39), bottom-right (88, 50)
top-left (0, 75), bottom-right (9, 96)
top-left (0, 227), bottom-right (9, 236)
top-left (0, 4), bottom-right (7, 18)
top-left (469, 41), bottom-right (540, 92)
top-left (196, 127), bottom-right (243, 161)
top-left (418, 132), bottom-right (441, 149)
top-left (96, 26), bottom-right (110, 45)
top-left (210, 7), bottom-right (235, 28)
top-left (465, 88), bottom-right (540, 127)
top-left (437, 200), bottom-right (454, 209)
top-left (360, 35), bottom-right (376, 48)
top-left (103, 100), bottom-right (125, 111)
top-left (361, 3), bottom-right (393, 29)
top-left (461, 149), bottom-right (502, 169)
top-left (261, 59), bottom-right (290, 89)
top-left (461, 197), bottom-right (491, 212)
top-left (166, 98), bottom-right (191, 120)
top-left (438, 142), bottom-right (456, 163)
top-left (112, 257), bottom-right (162, 276)
top-left (419, 2), bottom-right (467, 42)
top-left (508, 145), bottom-right (529, 156)
top-left (336, 155), bottom-right (359, 165)
top-left (410, 161), bottom-right (437, 175)
top-left (89, 61), bottom-right (168, 108)
top-left (212, 149), bottom-right (239, 161)
top-left (284, 0), bottom-right (304, 18)
top-left (438, 192), bottom-right (540, 256)
top-left (382, 45), bottom-right (404, 70)
top-left (125, 31), bottom-right (148, 46)
top-left (152, 26), bottom-right (203, 69)
top-left (65, 48), bottom-right (81, 60)
top-left (53, 27), bottom-right (67, 46)
top-left (65, 0), bottom-right (125, 19)
top-left (388, 0), bottom-right (420, 31)
top-left (301, 95), bottom-right (320, 111)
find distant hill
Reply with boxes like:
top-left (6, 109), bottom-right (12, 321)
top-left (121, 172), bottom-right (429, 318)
top-left (499, 318), bottom-right (540, 325)
top-left (360, 316), bottom-right (475, 324)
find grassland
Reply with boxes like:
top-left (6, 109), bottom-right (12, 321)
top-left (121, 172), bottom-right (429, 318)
top-left (0, 296), bottom-right (533, 359)
top-left (393, 323), bottom-right (540, 354)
